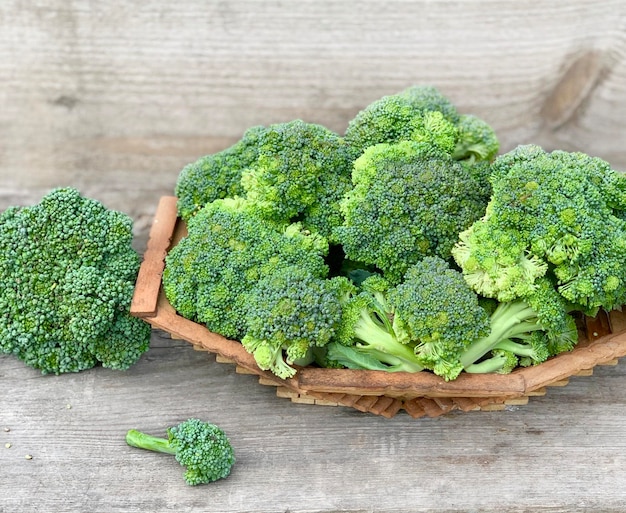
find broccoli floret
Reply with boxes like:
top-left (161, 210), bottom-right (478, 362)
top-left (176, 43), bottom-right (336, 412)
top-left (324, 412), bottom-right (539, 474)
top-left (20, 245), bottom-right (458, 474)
top-left (175, 125), bottom-right (266, 220)
top-left (126, 418), bottom-right (235, 486)
top-left (452, 114), bottom-right (500, 163)
top-left (241, 119), bottom-right (352, 224)
top-left (162, 197), bottom-right (329, 340)
top-left (0, 187), bottom-right (151, 374)
top-left (241, 266), bottom-right (345, 379)
top-left (344, 85), bottom-right (461, 158)
top-left (336, 140), bottom-right (490, 284)
top-left (452, 144), bottom-right (626, 311)
top-left (387, 257), bottom-right (491, 380)
top-left (325, 274), bottom-right (425, 373)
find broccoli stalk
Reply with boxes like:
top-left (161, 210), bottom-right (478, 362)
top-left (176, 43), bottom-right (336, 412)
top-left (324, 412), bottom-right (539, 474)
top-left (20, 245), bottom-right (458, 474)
top-left (126, 418), bottom-right (235, 486)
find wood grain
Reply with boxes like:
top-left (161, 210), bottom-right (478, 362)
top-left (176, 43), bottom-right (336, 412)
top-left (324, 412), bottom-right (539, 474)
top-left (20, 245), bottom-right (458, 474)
top-left (1, 0), bottom-right (626, 246)
top-left (2, 331), bottom-right (626, 512)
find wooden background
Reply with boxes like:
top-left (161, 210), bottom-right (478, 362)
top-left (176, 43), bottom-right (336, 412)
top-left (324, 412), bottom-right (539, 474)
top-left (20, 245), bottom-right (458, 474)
top-left (1, 0), bottom-right (626, 245)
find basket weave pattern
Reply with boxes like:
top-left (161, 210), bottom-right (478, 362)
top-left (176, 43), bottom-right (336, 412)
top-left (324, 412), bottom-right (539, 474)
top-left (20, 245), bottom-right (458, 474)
top-left (130, 197), bottom-right (626, 418)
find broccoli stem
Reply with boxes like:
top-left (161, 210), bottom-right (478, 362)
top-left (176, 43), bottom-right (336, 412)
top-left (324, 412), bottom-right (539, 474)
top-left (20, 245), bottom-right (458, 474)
top-left (459, 300), bottom-right (542, 369)
top-left (353, 309), bottom-right (424, 372)
top-left (464, 353), bottom-right (510, 374)
top-left (493, 338), bottom-right (537, 358)
top-left (125, 430), bottom-right (177, 455)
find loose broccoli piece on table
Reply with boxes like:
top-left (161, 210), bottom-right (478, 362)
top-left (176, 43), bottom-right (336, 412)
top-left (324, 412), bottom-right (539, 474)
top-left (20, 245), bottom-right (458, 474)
top-left (452, 144), bottom-right (626, 311)
top-left (163, 197), bottom-right (329, 341)
top-left (241, 266), bottom-right (345, 379)
top-left (126, 418), bottom-right (235, 486)
top-left (241, 119), bottom-right (352, 225)
top-left (335, 140), bottom-right (490, 284)
top-left (0, 187), bottom-right (151, 374)
top-left (175, 125), bottom-right (266, 220)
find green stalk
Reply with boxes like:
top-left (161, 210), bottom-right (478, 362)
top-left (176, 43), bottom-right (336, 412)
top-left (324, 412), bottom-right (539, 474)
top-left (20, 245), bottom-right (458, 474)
top-left (459, 300), bottom-right (541, 368)
top-left (126, 430), bottom-right (177, 455)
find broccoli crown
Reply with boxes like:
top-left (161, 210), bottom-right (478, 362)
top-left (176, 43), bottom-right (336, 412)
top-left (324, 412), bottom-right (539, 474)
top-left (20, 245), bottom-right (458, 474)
top-left (241, 266), bottom-right (345, 379)
top-left (336, 140), bottom-right (490, 284)
top-left (344, 85), bottom-right (461, 158)
top-left (452, 114), bottom-right (500, 163)
top-left (125, 419), bottom-right (235, 486)
top-left (175, 125), bottom-right (266, 220)
top-left (163, 197), bottom-right (329, 340)
top-left (388, 257), bottom-right (491, 380)
top-left (453, 145), bottom-right (626, 310)
top-left (167, 418), bottom-right (235, 486)
top-left (240, 119), bottom-right (352, 223)
top-left (0, 187), bottom-right (151, 374)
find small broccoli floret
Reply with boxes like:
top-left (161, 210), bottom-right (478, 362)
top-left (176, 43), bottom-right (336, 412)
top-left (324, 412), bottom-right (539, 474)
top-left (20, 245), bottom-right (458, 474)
top-left (344, 85), bottom-right (461, 158)
top-left (387, 257), bottom-right (491, 380)
top-left (325, 274), bottom-right (425, 373)
top-left (452, 114), bottom-right (500, 163)
top-left (240, 119), bottom-right (352, 224)
top-left (126, 418), bottom-right (235, 486)
top-left (336, 140), bottom-right (490, 284)
top-left (0, 187), bottom-right (151, 374)
top-left (453, 144), bottom-right (626, 311)
top-left (163, 197), bottom-right (329, 340)
top-left (241, 266), bottom-right (344, 379)
top-left (175, 125), bottom-right (266, 220)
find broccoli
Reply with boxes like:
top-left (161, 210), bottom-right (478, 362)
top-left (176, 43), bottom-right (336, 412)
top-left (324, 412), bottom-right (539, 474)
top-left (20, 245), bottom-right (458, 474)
top-left (162, 197), bottom-right (329, 341)
top-left (0, 187), bottom-right (151, 374)
top-left (126, 418), bottom-right (235, 486)
top-left (325, 274), bottom-right (426, 373)
top-left (335, 140), bottom-right (491, 284)
top-left (240, 119), bottom-right (352, 225)
top-left (452, 144), bottom-right (626, 311)
top-left (175, 125), bottom-right (266, 220)
top-left (326, 260), bottom-right (578, 381)
top-left (344, 85), bottom-right (499, 165)
top-left (344, 85), bottom-right (461, 158)
top-left (241, 266), bottom-right (346, 379)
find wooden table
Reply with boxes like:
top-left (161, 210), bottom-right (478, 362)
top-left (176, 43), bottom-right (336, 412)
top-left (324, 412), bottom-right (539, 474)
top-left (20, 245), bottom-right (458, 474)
top-left (2, 329), bottom-right (626, 512)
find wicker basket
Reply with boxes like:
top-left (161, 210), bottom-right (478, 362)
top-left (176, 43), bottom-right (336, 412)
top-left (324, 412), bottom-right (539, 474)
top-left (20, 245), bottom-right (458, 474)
top-left (130, 197), bottom-right (626, 418)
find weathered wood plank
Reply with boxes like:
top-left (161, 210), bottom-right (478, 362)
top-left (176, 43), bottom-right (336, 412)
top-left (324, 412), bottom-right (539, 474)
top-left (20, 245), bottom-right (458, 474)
top-left (2, 330), bottom-right (626, 512)
top-left (1, 0), bottom-right (626, 246)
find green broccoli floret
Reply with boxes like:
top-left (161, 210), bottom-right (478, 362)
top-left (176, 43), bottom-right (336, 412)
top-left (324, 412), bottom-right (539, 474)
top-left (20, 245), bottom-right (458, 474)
top-left (325, 274), bottom-right (425, 373)
top-left (175, 125), bottom-right (266, 220)
top-left (344, 85), bottom-right (461, 158)
top-left (387, 257), bottom-right (491, 380)
top-left (0, 187), bottom-right (151, 374)
top-left (241, 119), bottom-right (352, 225)
top-left (162, 197), bottom-right (329, 340)
top-left (241, 266), bottom-right (345, 379)
top-left (126, 418), bottom-right (235, 486)
top-left (452, 114), bottom-right (500, 163)
top-left (336, 140), bottom-right (490, 284)
top-left (452, 144), bottom-right (626, 311)
top-left (325, 261), bottom-right (578, 381)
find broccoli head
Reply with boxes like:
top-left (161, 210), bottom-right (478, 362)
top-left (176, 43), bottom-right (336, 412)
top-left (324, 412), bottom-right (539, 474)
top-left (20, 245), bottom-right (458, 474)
top-left (162, 197), bottom-right (329, 341)
top-left (336, 140), bottom-right (490, 284)
top-left (387, 257), bottom-right (491, 380)
top-left (240, 119), bottom-right (352, 224)
top-left (241, 266), bottom-right (345, 379)
top-left (126, 418), bottom-right (235, 486)
top-left (452, 144), bottom-right (626, 311)
top-left (0, 187), bottom-right (151, 374)
top-left (344, 85), bottom-right (461, 158)
top-left (175, 125), bottom-right (266, 220)
top-left (452, 114), bottom-right (500, 163)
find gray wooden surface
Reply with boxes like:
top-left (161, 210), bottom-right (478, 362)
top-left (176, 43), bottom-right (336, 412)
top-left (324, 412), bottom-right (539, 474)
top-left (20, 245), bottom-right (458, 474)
top-left (2, 0), bottom-right (626, 247)
top-left (2, 329), bottom-right (626, 513)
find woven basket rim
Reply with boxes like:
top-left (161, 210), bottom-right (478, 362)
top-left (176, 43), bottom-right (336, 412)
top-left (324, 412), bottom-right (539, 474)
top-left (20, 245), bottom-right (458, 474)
top-left (130, 197), bottom-right (626, 411)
